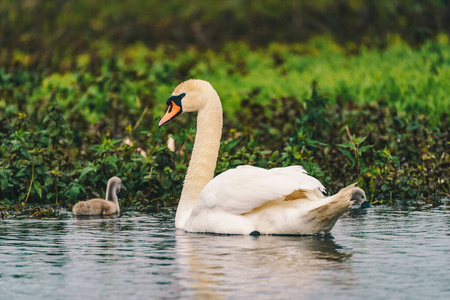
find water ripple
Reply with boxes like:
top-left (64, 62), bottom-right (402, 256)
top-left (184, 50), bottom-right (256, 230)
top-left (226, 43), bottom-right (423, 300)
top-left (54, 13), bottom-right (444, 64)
top-left (0, 206), bottom-right (449, 299)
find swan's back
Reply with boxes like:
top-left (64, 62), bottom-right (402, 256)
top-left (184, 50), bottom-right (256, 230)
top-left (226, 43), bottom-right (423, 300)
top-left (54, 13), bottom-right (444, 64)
top-left (194, 165), bottom-right (325, 216)
top-left (73, 199), bottom-right (119, 216)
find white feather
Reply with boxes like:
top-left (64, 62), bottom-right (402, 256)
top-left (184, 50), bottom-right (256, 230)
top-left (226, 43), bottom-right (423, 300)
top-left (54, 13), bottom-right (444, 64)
top-left (193, 165), bottom-right (325, 215)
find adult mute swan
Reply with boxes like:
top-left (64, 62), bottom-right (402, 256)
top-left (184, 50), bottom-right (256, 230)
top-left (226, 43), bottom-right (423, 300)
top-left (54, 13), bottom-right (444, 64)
top-left (159, 79), bottom-right (369, 235)
top-left (72, 177), bottom-right (122, 216)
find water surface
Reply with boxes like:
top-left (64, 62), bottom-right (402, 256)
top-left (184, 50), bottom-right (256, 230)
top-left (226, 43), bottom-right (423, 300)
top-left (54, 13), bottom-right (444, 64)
top-left (1, 204), bottom-right (449, 299)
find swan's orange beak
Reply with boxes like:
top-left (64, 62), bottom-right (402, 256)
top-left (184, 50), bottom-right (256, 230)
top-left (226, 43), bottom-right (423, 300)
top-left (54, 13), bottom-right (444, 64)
top-left (159, 102), bottom-right (182, 127)
top-left (159, 93), bottom-right (185, 127)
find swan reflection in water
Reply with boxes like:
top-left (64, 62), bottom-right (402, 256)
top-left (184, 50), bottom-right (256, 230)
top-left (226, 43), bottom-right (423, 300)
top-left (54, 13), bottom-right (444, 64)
top-left (73, 214), bottom-right (122, 241)
top-left (175, 232), bottom-right (355, 299)
top-left (74, 214), bottom-right (120, 221)
top-left (73, 214), bottom-right (121, 231)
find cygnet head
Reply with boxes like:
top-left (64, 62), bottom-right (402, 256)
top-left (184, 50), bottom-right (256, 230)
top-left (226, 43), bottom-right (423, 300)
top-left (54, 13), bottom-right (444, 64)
top-left (108, 176), bottom-right (122, 193)
top-left (351, 187), bottom-right (371, 208)
top-left (159, 79), bottom-right (218, 127)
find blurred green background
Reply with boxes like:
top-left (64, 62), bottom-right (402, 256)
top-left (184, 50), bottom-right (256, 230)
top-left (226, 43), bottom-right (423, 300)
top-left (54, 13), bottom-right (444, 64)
top-left (2, 0), bottom-right (449, 53)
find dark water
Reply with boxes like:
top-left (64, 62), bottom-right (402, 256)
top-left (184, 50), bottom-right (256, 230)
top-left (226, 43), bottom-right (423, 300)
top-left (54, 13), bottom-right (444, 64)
top-left (1, 203), bottom-right (449, 299)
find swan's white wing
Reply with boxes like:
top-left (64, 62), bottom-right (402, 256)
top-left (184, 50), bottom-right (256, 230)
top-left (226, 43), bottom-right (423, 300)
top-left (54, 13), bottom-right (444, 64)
top-left (193, 165), bottom-right (325, 216)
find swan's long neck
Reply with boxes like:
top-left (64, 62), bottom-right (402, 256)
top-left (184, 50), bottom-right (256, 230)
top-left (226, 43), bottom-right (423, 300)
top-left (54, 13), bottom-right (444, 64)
top-left (175, 95), bottom-right (223, 228)
top-left (105, 181), bottom-right (119, 206)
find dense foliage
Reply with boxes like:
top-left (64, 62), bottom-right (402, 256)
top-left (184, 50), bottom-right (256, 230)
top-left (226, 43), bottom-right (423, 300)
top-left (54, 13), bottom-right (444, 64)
top-left (0, 36), bottom-right (448, 216)
top-left (0, 1), bottom-right (449, 216)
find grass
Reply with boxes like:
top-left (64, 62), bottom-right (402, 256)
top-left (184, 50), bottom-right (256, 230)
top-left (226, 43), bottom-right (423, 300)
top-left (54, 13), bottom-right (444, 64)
top-left (3, 35), bottom-right (449, 122)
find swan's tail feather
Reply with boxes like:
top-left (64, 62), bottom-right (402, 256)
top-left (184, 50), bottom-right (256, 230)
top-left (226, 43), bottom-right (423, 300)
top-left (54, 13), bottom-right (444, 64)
top-left (305, 183), bottom-right (356, 233)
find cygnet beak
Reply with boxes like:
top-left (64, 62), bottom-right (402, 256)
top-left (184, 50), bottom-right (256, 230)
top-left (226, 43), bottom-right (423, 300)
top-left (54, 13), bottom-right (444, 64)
top-left (360, 201), bottom-right (372, 208)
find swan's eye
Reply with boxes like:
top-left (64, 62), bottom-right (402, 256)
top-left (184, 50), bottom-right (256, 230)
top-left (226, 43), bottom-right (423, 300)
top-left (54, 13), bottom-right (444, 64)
top-left (166, 93), bottom-right (185, 107)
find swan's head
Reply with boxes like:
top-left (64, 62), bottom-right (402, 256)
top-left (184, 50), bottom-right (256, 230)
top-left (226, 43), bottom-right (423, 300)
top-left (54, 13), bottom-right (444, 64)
top-left (350, 187), bottom-right (371, 208)
top-left (108, 176), bottom-right (122, 193)
top-left (159, 79), bottom-right (217, 127)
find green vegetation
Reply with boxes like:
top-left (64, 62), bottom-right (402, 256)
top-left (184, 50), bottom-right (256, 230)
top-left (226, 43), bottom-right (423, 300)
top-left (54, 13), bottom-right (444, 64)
top-left (0, 1), bottom-right (449, 217)
top-left (2, 0), bottom-right (449, 52)
top-left (2, 36), bottom-right (450, 121)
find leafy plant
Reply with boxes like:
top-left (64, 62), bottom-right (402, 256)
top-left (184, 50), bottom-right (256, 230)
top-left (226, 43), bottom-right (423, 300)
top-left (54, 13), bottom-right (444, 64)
top-left (1, 37), bottom-right (449, 217)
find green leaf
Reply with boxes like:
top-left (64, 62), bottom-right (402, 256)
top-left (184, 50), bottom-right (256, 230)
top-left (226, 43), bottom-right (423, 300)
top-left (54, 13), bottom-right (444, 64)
top-left (223, 137), bottom-right (242, 152)
top-left (33, 181), bottom-right (42, 199)
top-left (359, 144), bottom-right (374, 153)
top-left (231, 159), bottom-right (243, 166)
top-left (80, 167), bottom-right (96, 180)
top-left (45, 176), bottom-right (53, 186)
top-left (19, 148), bottom-right (31, 159)
top-left (15, 168), bottom-right (28, 178)
top-left (104, 156), bottom-right (119, 171)
top-left (355, 135), bottom-right (368, 146)
top-left (307, 139), bottom-right (329, 147)
top-left (338, 148), bottom-right (356, 167)
top-left (48, 125), bottom-right (61, 137)
top-left (111, 139), bottom-right (122, 145)
top-left (260, 150), bottom-right (272, 156)
top-left (381, 183), bottom-right (390, 191)
top-left (68, 186), bottom-right (80, 201)
top-left (90, 145), bottom-right (102, 152)
top-left (337, 142), bottom-right (354, 149)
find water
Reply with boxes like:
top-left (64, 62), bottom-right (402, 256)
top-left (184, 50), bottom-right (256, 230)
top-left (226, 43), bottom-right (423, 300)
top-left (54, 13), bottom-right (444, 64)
top-left (1, 204), bottom-right (449, 299)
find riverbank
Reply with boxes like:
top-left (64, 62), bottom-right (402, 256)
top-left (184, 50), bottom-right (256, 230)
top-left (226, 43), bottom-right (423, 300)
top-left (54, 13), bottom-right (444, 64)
top-left (1, 38), bottom-right (449, 211)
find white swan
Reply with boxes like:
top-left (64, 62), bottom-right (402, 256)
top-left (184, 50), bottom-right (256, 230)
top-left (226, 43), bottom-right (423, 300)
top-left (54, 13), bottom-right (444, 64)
top-left (72, 177), bottom-right (122, 216)
top-left (159, 79), bottom-right (367, 235)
